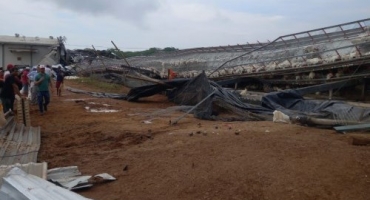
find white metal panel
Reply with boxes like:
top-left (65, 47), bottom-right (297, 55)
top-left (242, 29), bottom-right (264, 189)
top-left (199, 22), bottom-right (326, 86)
top-left (2, 44), bottom-right (55, 67)
top-left (47, 166), bottom-right (81, 180)
top-left (0, 167), bottom-right (92, 200)
top-left (48, 166), bottom-right (116, 190)
top-left (0, 162), bottom-right (47, 186)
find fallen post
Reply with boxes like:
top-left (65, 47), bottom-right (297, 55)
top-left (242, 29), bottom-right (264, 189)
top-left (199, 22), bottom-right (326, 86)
top-left (291, 115), bottom-right (365, 127)
top-left (295, 79), bottom-right (360, 96)
top-left (111, 40), bottom-right (131, 67)
top-left (334, 123), bottom-right (370, 133)
top-left (125, 73), bottom-right (169, 86)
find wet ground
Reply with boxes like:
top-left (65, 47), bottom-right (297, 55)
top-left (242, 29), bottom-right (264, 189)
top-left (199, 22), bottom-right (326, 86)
top-left (32, 79), bottom-right (370, 200)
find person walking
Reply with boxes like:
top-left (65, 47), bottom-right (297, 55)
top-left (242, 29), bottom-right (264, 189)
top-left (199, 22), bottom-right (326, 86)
top-left (56, 66), bottom-right (64, 97)
top-left (0, 67), bottom-right (22, 113)
top-left (27, 66), bottom-right (39, 104)
top-left (35, 65), bottom-right (52, 115)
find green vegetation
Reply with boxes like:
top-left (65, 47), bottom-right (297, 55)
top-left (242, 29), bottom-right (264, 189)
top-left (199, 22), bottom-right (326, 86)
top-left (68, 46), bottom-right (179, 65)
top-left (101, 47), bottom-right (178, 59)
top-left (68, 77), bottom-right (122, 93)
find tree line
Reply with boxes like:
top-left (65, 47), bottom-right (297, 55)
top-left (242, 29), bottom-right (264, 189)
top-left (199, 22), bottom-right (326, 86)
top-left (80, 47), bottom-right (178, 59)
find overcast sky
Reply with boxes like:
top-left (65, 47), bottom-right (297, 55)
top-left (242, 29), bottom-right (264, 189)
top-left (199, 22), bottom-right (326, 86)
top-left (0, 0), bottom-right (369, 51)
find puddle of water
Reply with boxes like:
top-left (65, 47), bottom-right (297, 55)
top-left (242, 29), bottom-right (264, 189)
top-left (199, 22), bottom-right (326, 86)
top-left (64, 76), bottom-right (80, 80)
top-left (142, 120), bottom-right (152, 124)
top-left (64, 98), bottom-right (97, 102)
top-left (89, 109), bottom-right (119, 113)
top-left (87, 102), bottom-right (111, 107)
top-left (85, 106), bottom-right (118, 113)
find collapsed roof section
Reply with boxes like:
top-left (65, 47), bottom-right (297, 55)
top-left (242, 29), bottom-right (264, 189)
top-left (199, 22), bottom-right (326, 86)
top-left (124, 72), bottom-right (370, 127)
top-left (73, 18), bottom-right (370, 92)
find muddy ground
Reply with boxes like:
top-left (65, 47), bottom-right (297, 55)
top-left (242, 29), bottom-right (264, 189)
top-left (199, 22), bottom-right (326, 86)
top-left (32, 79), bottom-right (370, 200)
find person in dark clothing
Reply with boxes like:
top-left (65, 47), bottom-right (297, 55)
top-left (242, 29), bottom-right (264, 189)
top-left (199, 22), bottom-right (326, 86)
top-left (0, 67), bottom-right (22, 113)
top-left (4, 64), bottom-right (22, 89)
top-left (0, 70), bottom-right (4, 91)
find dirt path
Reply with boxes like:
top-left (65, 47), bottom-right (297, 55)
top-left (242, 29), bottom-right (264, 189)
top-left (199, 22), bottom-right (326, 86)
top-left (33, 79), bottom-right (370, 200)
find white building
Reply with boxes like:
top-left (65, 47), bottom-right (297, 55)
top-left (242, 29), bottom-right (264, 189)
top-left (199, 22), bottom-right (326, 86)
top-left (0, 34), bottom-right (62, 69)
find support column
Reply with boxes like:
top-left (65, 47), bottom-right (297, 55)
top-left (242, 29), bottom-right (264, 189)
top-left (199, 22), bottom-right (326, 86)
top-left (1, 44), bottom-right (4, 69)
top-left (361, 83), bottom-right (366, 100)
top-left (329, 89), bottom-right (333, 100)
top-left (30, 45), bottom-right (33, 66)
top-left (234, 82), bottom-right (238, 90)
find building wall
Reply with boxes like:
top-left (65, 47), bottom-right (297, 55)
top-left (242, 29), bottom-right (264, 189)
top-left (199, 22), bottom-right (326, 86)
top-left (0, 44), bottom-right (3, 69)
top-left (2, 44), bottom-right (56, 68)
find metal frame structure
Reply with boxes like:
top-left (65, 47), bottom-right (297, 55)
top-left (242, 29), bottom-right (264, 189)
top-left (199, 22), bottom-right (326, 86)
top-left (154, 18), bottom-right (370, 58)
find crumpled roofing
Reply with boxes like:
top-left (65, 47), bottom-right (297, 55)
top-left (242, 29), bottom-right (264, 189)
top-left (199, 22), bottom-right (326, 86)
top-left (0, 167), bottom-right (92, 200)
top-left (0, 162), bottom-right (47, 187)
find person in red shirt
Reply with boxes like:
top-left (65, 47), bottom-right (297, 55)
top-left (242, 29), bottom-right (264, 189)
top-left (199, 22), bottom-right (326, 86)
top-left (21, 67), bottom-right (30, 96)
top-left (0, 67), bottom-right (22, 113)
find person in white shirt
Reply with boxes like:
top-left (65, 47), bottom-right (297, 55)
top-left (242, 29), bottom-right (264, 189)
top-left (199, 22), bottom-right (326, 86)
top-left (27, 66), bottom-right (40, 104)
top-left (45, 65), bottom-right (52, 77)
top-left (3, 64), bottom-right (14, 80)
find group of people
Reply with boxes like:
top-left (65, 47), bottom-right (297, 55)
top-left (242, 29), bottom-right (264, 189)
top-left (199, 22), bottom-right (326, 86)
top-left (0, 64), bottom-right (65, 115)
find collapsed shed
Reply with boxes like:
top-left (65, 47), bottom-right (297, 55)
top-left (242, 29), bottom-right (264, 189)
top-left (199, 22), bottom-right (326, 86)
top-left (124, 72), bottom-right (370, 127)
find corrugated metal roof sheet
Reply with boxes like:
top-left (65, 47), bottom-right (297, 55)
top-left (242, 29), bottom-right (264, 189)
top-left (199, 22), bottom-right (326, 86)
top-left (51, 175), bottom-right (93, 190)
top-left (0, 35), bottom-right (59, 46)
top-left (0, 167), bottom-right (92, 200)
top-left (0, 162), bottom-right (47, 187)
top-left (47, 166), bottom-right (116, 190)
top-left (0, 114), bottom-right (41, 166)
top-left (47, 166), bottom-right (81, 180)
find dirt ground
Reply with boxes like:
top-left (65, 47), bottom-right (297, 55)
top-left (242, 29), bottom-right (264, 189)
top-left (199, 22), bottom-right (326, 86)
top-left (32, 79), bottom-right (370, 200)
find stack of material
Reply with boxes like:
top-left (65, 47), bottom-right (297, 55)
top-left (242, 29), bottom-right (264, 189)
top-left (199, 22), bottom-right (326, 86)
top-left (16, 98), bottom-right (31, 127)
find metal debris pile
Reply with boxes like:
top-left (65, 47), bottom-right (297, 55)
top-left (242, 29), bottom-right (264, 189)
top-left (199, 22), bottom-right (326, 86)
top-left (0, 113), bottom-right (116, 200)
